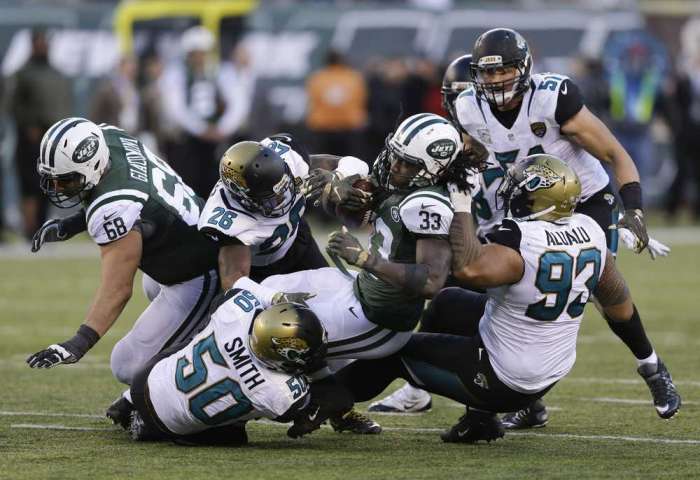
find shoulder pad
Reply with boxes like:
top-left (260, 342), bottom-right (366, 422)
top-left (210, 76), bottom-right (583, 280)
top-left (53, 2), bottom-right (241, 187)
top-left (198, 188), bottom-right (259, 245)
top-left (399, 189), bottom-right (454, 236)
top-left (86, 198), bottom-right (144, 245)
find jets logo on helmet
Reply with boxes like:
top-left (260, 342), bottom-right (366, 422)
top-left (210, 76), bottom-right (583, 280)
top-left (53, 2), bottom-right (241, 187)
top-left (374, 113), bottom-right (463, 191)
top-left (37, 117), bottom-right (109, 208)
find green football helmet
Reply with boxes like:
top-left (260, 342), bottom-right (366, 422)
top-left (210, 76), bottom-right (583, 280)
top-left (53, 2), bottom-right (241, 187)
top-left (498, 154), bottom-right (581, 221)
top-left (249, 303), bottom-right (327, 374)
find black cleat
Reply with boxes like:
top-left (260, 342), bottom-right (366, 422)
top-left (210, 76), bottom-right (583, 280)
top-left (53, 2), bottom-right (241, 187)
top-left (106, 396), bottom-right (134, 430)
top-left (638, 360), bottom-right (681, 419)
top-left (128, 411), bottom-right (164, 442)
top-left (501, 399), bottom-right (548, 430)
top-left (441, 408), bottom-right (505, 444)
top-left (330, 409), bottom-right (382, 434)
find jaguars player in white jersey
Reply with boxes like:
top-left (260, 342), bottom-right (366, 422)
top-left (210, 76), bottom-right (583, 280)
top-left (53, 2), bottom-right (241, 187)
top-left (198, 134), bottom-right (368, 291)
top-left (127, 290), bottom-right (353, 445)
top-left (336, 155), bottom-right (674, 443)
top-left (26, 118), bottom-right (228, 425)
top-left (373, 28), bottom-right (680, 424)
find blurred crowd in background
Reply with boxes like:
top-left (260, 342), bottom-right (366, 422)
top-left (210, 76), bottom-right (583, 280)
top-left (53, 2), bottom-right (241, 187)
top-left (2, 0), bottom-right (700, 242)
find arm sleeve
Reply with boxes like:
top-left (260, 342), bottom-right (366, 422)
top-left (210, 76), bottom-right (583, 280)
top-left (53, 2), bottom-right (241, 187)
top-left (399, 194), bottom-right (454, 240)
top-left (484, 218), bottom-right (522, 254)
top-left (555, 79), bottom-right (584, 126)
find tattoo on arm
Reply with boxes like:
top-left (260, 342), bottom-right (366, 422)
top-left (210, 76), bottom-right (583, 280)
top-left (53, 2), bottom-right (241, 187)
top-left (449, 212), bottom-right (482, 271)
top-left (594, 252), bottom-right (630, 307)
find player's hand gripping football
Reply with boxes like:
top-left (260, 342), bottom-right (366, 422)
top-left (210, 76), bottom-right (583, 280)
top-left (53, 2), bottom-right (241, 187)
top-left (327, 174), bottom-right (373, 212)
top-left (327, 226), bottom-right (373, 268)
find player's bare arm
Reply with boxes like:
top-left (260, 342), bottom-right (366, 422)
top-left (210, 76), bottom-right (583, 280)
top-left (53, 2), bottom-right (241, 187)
top-left (594, 249), bottom-right (634, 321)
top-left (327, 228), bottom-right (451, 298)
top-left (218, 240), bottom-right (252, 290)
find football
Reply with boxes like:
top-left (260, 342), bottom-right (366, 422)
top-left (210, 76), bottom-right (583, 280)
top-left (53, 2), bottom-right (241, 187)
top-left (336, 177), bottom-right (375, 228)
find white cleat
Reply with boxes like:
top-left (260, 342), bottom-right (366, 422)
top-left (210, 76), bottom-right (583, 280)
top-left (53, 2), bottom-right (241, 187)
top-left (368, 383), bottom-right (432, 414)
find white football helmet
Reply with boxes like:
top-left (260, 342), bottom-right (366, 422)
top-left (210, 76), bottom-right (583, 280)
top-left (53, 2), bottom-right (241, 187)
top-left (37, 118), bottom-right (110, 208)
top-left (375, 113), bottom-right (463, 190)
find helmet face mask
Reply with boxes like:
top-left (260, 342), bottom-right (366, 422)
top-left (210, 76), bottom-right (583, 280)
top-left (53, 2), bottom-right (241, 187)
top-left (37, 118), bottom-right (109, 208)
top-left (220, 141), bottom-right (299, 218)
top-left (249, 303), bottom-right (327, 375)
top-left (498, 154), bottom-right (581, 222)
top-left (374, 114), bottom-right (463, 192)
top-left (471, 28), bottom-right (532, 108)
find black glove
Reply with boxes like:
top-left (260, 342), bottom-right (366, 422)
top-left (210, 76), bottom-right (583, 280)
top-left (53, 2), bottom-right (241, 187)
top-left (302, 168), bottom-right (334, 204)
top-left (327, 174), bottom-right (373, 212)
top-left (31, 210), bottom-right (87, 253)
top-left (287, 400), bottom-right (324, 438)
top-left (326, 227), bottom-right (373, 268)
top-left (26, 325), bottom-right (100, 368)
top-left (287, 377), bottom-right (354, 439)
top-left (616, 209), bottom-right (649, 253)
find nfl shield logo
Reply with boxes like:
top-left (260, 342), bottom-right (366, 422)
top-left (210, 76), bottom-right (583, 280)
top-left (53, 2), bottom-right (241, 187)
top-left (477, 128), bottom-right (491, 144)
top-left (531, 122), bottom-right (547, 138)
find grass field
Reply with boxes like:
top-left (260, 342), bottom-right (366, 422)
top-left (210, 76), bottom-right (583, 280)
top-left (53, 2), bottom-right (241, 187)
top-left (1, 238), bottom-right (698, 480)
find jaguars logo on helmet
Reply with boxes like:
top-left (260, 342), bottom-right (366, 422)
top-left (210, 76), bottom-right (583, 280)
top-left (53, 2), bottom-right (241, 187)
top-left (250, 303), bottom-right (327, 374)
top-left (498, 154), bottom-right (581, 221)
top-left (219, 141), bottom-right (299, 218)
top-left (373, 113), bottom-right (463, 191)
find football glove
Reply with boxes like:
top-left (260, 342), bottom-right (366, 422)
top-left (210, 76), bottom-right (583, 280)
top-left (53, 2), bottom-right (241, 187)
top-left (327, 226), bottom-right (373, 268)
top-left (31, 211), bottom-right (87, 253)
top-left (618, 227), bottom-right (670, 260)
top-left (327, 174), bottom-right (373, 212)
top-left (271, 291), bottom-right (316, 307)
top-left (26, 325), bottom-right (100, 368)
top-left (614, 209), bottom-right (649, 254)
top-left (447, 182), bottom-right (473, 214)
top-left (302, 168), bottom-right (333, 204)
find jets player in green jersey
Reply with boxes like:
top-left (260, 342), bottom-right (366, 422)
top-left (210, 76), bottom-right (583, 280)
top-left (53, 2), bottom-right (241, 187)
top-left (26, 118), bottom-right (244, 427)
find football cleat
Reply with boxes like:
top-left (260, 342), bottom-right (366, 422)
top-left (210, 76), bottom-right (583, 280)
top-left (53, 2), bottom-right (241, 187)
top-left (329, 409), bottom-right (382, 434)
top-left (638, 359), bottom-right (681, 419)
top-left (368, 383), bottom-right (432, 414)
top-left (128, 411), bottom-right (163, 442)
top-left (106, 395), bottom-right (134, 430)
top-left (501, 399), bottom-right (549, 429)
top-left (441, 408), bottom-right (505, 444)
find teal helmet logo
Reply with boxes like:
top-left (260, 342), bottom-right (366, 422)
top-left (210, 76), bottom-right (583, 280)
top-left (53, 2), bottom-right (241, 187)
top-left (72, 134), bottom-right (100, 164)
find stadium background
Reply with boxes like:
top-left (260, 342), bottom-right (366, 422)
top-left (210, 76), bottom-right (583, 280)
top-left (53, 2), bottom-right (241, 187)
top-left (1, 1), bottom-right (699, 479)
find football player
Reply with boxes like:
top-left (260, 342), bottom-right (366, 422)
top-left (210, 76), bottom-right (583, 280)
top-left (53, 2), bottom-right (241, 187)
top-left (127, 290), bottom-right (353, 445)
top-left (233, 114), bottom-right (472, 431)
top-left (441, 53), bottom-right (473, 125)
top-left (197, 133), bottom-right (369, 291)
top-left (372, 28), bottom-right (680, 425)
top-left (25, 119), bottom-right (298, 428)
top-left (338, 155), bottom-right (678, 443)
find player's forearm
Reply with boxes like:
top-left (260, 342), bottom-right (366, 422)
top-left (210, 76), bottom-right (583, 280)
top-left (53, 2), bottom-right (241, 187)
top-left (449, 211), bottom-right (483, 272)
top-left (218, 244), bottom-right (251, 290)
top-left (362, 256), bottom-right (442, 298)
top-left (84, 284), bottom-right (133, 337)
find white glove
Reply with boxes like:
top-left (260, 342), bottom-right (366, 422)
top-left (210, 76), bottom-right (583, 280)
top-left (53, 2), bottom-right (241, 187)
top-left (617, 227), bottom-right (670, 260)
top-left (447, 182), bottom-right (472, 214)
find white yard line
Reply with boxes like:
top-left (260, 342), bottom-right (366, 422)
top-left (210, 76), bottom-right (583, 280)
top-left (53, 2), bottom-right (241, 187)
top-left (0, 410), bottom-right (104, 419)
top-left (5, 411), bottom-right (698, 446)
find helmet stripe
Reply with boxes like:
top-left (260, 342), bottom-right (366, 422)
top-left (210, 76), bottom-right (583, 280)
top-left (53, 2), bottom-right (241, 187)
top-left (40, 118), bottom-right (72, 166)
top-left (402, 118), bottom-right (449, 146)
top-left (47, 119), bottom-right (86, 167)
top-left (396, 113), bottom-right (433, 139)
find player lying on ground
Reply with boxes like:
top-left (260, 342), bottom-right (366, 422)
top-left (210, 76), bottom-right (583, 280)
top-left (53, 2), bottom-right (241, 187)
top-left (336, 154), bottom-right (679, 443)
top-left (127, 289), bottom-right (352, 446)
top-left (373, 28), bottom-right (680, 426)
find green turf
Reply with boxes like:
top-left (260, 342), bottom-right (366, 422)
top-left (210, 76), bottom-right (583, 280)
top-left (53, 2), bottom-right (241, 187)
top-left (1, 246), bottom-right (698, 480)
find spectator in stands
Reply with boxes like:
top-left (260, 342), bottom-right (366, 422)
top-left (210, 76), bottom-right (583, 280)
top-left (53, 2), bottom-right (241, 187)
top-left (305, 49), bottom-right (368, 158)
top-left (5, 29), bottom-right (72, 239)
top-left (160, 26), bottom-right (253, 198)
top-left (139, 52), bottom-right (169, 155)
top-left (90, 56), bottom-right (140, 133)
top-left (603, 32), bottom-right (669, 183)
top-left (665, 18), bottom-right (700, 221)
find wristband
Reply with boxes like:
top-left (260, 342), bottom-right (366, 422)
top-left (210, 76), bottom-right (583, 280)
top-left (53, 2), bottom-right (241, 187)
top-left (356, 250), bottom-right (371, 268)
top-left (66, 324), bottom-right (100, 355)
top-left (619, 182), bottom-right (642, 211)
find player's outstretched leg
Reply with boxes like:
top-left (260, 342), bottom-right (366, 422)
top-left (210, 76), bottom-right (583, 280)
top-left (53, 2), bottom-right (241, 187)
top-left (441, 407), bottom-right (505, 444)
